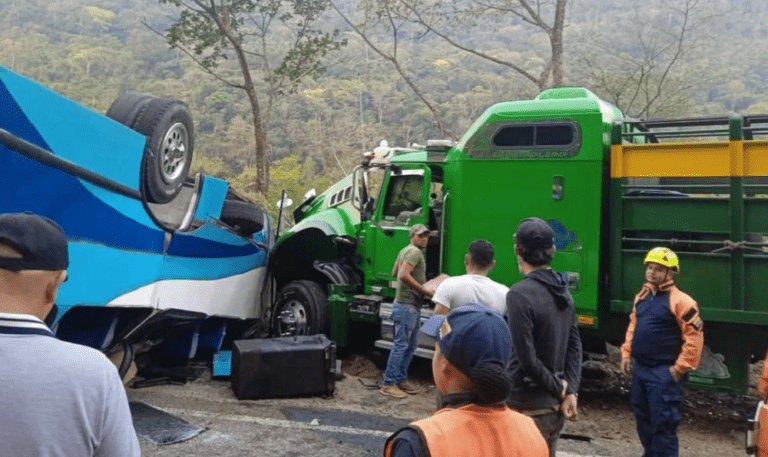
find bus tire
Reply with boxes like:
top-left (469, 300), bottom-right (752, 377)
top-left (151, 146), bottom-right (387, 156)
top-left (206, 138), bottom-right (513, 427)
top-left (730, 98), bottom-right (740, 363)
top-left (221, 200), bottom-right (266, 237)
top-left (133, 99), bottom-right (195, 204)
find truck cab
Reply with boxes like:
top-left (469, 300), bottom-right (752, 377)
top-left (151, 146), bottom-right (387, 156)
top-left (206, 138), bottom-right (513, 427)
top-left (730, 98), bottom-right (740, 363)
top-left (270, 87), bottom-right (623, 355)
top-left (270, 86), bottom-right (768, 395)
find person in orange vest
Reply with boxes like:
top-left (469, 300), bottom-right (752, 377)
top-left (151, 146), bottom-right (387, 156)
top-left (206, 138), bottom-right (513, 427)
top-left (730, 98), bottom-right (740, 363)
top-left (621, 247), bottom-right (704, 457)
top-left (384, 304), bottom-right (548, 457)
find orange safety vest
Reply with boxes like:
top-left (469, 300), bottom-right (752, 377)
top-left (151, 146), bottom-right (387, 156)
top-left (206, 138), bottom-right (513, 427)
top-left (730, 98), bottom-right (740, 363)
top-left (385, 403), bottom-right (548, 457)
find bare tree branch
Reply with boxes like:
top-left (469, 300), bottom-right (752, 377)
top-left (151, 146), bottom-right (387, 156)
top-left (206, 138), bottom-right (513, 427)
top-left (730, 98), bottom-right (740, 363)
top-left (142, 18), bottom-right (245, 89)
top-left (398, 0), bottom-right (543, 86)
top-left (330, 0), bottom-right (455, 139)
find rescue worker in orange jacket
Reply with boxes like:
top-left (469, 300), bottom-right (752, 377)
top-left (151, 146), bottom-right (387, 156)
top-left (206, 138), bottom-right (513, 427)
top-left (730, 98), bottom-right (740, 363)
top-left (621, 247), bottom-right (704, 457)
top-left (384, 304), bottom-right (548, 457)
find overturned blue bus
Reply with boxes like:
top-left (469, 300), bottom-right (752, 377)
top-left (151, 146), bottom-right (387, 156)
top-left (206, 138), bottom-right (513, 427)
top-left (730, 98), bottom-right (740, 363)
top-left (0, 66), bottom-right (271, 378)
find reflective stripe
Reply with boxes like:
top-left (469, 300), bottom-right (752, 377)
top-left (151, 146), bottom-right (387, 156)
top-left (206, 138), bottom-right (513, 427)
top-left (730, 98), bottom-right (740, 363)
top-left (0, 312), bottom-right (54, 337)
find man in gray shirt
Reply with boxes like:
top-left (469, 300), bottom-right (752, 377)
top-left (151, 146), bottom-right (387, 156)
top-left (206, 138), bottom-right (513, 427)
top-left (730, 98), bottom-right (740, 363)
top-left (0, 212), bottom-right (140, 457)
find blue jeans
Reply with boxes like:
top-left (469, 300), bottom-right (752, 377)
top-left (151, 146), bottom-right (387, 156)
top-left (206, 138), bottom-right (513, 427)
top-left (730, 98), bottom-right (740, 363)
top-left (631, 362), bottom-right (686, 457)
top-left (383, 301), bottom-right (420, 385)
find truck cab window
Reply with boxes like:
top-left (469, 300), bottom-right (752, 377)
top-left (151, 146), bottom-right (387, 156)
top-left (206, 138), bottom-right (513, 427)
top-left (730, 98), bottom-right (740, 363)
top-left (493, 122), bottom-right (576, 148)
top-left (381, 174), bottom-right (424, 220)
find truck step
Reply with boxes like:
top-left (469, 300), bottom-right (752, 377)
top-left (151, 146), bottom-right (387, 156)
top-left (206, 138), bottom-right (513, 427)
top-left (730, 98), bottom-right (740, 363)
top-left (374, 339), bottom-right (435, 360)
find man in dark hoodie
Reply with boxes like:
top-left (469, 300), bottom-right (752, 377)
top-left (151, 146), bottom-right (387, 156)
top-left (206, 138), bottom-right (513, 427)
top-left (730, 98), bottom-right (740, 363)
top-left (506, 217), bottom-right (583, 457)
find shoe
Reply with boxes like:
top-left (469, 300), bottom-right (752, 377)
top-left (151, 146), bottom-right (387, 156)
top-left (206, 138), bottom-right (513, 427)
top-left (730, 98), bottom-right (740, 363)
top-left (380, 385), bottom-right (408, 398)
top-left (398, 381), bottom-right (421, 395)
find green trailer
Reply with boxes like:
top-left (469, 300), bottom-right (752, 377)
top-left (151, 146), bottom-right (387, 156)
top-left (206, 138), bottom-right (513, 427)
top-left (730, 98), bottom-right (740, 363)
top-left (268, 87), bottom-right (768, 393)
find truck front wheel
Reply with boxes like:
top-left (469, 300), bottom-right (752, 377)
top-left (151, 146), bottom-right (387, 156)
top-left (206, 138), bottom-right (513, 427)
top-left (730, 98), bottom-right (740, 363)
top-left (272, 280), bottom-right (328, 337)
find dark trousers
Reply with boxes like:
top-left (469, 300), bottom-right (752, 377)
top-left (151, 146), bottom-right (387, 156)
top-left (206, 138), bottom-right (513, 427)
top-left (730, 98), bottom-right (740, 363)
top-left (528, 410), bottom-right (564, 457)
top-left (631, 362), bottom-right (685, 457)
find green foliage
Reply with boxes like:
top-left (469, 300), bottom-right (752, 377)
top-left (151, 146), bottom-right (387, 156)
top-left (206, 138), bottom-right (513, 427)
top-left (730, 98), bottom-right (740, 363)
top-left (84, 6), bottom-right (115, 24)
top-left (230, 154), bottom-right (332, 222)
top-left (1, 0), bottom-right (768, 209)
top-left (276, 31), bottom-right (348, 82)
top-left (164, 9), bottom-right (230, 69)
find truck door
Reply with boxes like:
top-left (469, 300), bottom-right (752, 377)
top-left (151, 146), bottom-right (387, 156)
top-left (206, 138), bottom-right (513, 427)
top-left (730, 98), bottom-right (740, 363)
top-left (368, 166), bottom-right (432, 292)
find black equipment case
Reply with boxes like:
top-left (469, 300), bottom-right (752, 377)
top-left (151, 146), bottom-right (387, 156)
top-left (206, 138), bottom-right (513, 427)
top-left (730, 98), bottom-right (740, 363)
top-left (231, 335), bottom-right (336, 400)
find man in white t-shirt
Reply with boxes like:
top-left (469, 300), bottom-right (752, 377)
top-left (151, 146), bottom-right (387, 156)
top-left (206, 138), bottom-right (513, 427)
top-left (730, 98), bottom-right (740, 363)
top-left (432, 240), bottom-right (508, 316)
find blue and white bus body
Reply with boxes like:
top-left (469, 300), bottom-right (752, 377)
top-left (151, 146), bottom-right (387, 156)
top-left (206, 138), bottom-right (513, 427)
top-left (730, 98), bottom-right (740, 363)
top-left (0, 66), bottom-right (271, 362)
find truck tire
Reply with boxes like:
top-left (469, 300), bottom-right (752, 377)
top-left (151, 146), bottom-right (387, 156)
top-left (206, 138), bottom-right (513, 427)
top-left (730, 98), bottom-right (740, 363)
top-left (220, 200), bottom-right (265, 237)
top-left (132, 99), bottom-right (195, 204)
top-left (272, 280), bottom-right (328, 337)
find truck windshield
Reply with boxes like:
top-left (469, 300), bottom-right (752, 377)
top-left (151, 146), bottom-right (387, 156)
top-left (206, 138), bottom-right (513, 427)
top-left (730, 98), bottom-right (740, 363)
top-left (381, 173), bottom-right (424, 220)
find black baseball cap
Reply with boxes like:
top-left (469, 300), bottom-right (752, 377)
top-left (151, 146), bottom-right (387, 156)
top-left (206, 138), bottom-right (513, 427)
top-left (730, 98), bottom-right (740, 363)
top-left (0, 212), bottom-right (69, 271)
top-left (515, 217), bottom-right (554, 251)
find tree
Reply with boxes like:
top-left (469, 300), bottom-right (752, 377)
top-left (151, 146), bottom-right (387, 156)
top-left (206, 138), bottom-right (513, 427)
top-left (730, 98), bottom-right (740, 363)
top-left (331, 0), bottom-right (454, 138)
top-left (404, 0), bottom-right (569, 89)
top-left (329, 0), bottom-right (568, 138)
top-left (573, 0), bottom-right (717, 118)
top-left (150, 0), bottom-right (346, 195)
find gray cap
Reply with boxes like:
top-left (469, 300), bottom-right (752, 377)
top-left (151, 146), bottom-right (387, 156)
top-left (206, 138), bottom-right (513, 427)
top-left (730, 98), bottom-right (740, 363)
top-left (409, 224), bottom-right (430, 237)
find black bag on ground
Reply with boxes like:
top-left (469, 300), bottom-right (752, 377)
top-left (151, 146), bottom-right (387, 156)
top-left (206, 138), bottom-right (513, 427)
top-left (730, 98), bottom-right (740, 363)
top-left (231, 335), bottom-right (336, 400)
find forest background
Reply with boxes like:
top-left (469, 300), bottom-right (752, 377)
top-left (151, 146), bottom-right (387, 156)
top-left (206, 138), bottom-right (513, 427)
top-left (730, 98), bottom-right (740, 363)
top-left (1, 0), bottom-right (767, 220)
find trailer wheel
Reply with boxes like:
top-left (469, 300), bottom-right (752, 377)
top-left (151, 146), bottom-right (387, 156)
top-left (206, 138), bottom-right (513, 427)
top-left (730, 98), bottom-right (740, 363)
top-left (272, 280), bottom-right (328, 337)
top-left (221, 200), bottom-right (265, 237)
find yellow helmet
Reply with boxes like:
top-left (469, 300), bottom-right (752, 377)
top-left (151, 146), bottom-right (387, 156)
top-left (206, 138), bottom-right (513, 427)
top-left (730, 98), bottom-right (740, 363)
top-left (644, 247), bottom-right (679, 273)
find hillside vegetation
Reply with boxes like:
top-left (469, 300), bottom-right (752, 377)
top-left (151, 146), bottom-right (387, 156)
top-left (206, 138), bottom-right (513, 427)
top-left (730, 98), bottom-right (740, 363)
top-left (2, 0), bottom-right (766, 216)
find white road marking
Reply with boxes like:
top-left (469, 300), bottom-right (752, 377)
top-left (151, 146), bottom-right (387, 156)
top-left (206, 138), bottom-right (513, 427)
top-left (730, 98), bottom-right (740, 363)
top-left (163, 408), bottom-right (392, 438)
top-left (161, 407), bottom-right (597, 456)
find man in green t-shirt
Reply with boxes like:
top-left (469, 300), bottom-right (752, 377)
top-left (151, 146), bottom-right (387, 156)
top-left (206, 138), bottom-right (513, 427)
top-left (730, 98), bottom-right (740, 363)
top-left (381, 224), bottom-right (432, 398)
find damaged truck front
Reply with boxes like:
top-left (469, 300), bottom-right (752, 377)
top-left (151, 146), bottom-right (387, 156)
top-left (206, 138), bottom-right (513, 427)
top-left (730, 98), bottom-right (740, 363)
top-left (270, 86), bottom-right (768, 395)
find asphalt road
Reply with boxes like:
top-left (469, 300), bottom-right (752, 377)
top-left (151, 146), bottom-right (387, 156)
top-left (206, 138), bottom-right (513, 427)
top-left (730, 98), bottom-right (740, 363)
top-left (127, 374), bottom-right (624, 457)
top-left (129, 379), bottom-right (411, 457)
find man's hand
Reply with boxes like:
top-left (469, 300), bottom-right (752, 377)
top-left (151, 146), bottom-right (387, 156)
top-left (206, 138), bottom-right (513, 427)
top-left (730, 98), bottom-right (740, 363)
top-left (621, 358), bottom-right (631, 373)
top-left (561, 393), bottom-right (578, 421)
top-left (669, 366), bottom-right (682, 382)
top-left (560, 379), bottom-right (568, 400)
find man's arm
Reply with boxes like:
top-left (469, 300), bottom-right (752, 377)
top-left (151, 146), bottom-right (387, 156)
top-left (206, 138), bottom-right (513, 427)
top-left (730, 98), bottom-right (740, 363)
top-left (432, 304), bottom-right (450, 315)
top-left (431, 280), bottom-right (450, 314)
top-left (670, 290), bottom-right (704, 378)
top-left (561, 313), bottom-right (582, 420)
top-left (564, 314), bottom-right (582, 395)
top-left (506, 289), bottom-right (561, 397)
top-left (620, 300), bottom-right (639, 372)
top-left (399, 262), bottom-right (432, 297)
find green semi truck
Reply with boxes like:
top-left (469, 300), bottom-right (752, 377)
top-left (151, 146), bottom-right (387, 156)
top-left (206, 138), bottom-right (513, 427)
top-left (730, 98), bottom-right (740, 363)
top-left (267, 86), bottom-right (768, 394)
